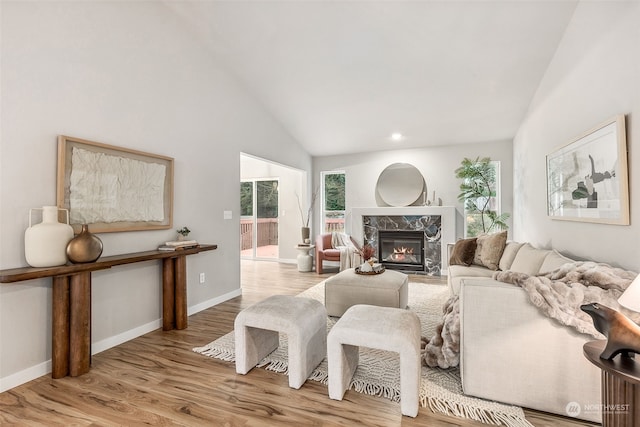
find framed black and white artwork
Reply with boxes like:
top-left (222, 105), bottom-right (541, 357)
top-left (546, 115), bottom-right (629, 225)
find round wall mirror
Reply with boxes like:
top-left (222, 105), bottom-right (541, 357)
top-left (376, 163), bottom-right (425, 207)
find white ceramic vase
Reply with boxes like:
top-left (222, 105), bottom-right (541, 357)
top-left (24, 206), bottom-right (74, 267)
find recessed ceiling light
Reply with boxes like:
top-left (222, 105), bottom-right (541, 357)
top-left (391, 133), bottom-right (403, 141)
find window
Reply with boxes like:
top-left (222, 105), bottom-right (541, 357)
top-left (321, 171), bottom-right (345, 233)
top-left (460, 160), bottom-right (508, 237)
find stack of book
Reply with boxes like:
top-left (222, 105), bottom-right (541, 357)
top-left (158, 240), bottom-right (199, 251)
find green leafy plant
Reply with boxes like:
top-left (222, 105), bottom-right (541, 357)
top-left (455, 157), bottom-right (510, 236)
top-left (177, 226), bottom-right (191, 237)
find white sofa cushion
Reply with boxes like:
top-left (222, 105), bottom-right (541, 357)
top-left (509, 243), bottom-right (551, 275)
top-left (539, 250), bottom-right (575, 274)
top-left (498, 241), bottom-right (525, 271)
top-left (448, 264), bottom-right (494, 295)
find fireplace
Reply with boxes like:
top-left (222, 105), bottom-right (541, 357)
top-left (352, 207), bottom-right (455, 276)
top-left (378, 231), bottom-right (425, 272)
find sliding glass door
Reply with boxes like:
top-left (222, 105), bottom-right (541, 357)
top-left (240, 179), bottom-right (279, 259)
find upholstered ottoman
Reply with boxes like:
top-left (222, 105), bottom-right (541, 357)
top-left (324, 268), bottom-right (408, 317)
top-left (327, 304), bottom-right (422, 417)
top-left (234, 295), bottom-right (327, 389)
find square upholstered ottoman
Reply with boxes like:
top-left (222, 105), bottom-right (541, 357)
top-left (324, 268), bottom-right (408, 317)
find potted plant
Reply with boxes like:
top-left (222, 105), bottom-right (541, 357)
top-left (455, 157), bottom-right (510, 237)
top-left (176, 226), bottom-right (191, 241)
top-left (359, 244), bottom-right (376, 263)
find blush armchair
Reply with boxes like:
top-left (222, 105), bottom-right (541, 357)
top-left (315, 233), bottom-right (360, 274)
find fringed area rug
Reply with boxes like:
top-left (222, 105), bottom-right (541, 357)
top-left (193, 282), bottom-right (533, 427)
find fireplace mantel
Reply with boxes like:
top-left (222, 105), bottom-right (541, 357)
top-left (349, 206), bottom-right (456, 274)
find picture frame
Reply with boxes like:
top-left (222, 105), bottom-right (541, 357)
top-left (57, 135), bottom-right (174, 233)
top-left (546, 115), bottom-right (628, 225)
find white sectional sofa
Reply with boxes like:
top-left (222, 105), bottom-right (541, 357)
top-left (448, 241), bottom-right (602, 423)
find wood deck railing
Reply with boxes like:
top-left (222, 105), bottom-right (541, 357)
top-left (240, 218), bottom-right (278, 250)
top-left (325, 218), bottom-right (345, 234)
top-left (239, 218), bottom-right (344, 251)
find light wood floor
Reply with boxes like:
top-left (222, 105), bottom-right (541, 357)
top-left (0, 260), bottom-right (598, 426)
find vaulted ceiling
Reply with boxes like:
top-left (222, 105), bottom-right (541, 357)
top-left (166, 1), bottom-right (578, 156)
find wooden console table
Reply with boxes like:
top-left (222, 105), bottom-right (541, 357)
top-left (584, 340), bottom-right (640, 426)
top-left (0, 244), bottom-right (217, 379)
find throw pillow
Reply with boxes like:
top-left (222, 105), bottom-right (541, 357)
top-left (472, 231), bottom-right (508, 271)
top-left (509, 243), bottom-right (551, 275)
top-left (449, 238), bottom-right (477, 266)
top-left (538, 249), bottom-right (575, 274)
top-left (499, 241), bottom-right (525, 271)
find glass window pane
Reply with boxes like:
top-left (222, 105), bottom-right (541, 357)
top-left (464, 161), bottom-right (502, 237)
top-left (240, 181), bottom-right (253, 216)
top-left (241, 179), bottom-right (279, 259)
top-left (322, 171), bottom-right (345, 233)
top-left (325, 211), bottom-right (345, 233)
top-left (256, 180), bottom-right (278, 218)
top-left (324, 173), bottom-right (345, 210)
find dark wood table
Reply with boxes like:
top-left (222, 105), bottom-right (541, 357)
top-left (583, 340), bottom-right (640, 426)
top-left (0, 244), bottom-right (217, 378)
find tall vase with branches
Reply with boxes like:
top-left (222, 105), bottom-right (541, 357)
top-left (455, 157), bottom-right (510, 237)
top-left (296, 188), bottom-right (319, 243)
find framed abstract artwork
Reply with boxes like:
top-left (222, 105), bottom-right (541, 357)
top-left (57, 135), bottom-right (174, 233)
top-left (546, 115), bottom-right (629, 225)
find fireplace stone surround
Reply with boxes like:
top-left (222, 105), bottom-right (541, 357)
top-left (350, 207), bottom-right (456, 275)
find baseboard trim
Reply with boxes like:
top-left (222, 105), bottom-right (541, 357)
top-left (0, 287), bottom-right (242, 392)
top-left (0, 361), bottom-right (51, 393)
top-left (92, 319), bottom-right (162, 355)
top-left (188, 288), bottom-right (242, 315)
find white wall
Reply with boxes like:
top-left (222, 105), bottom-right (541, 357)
top-left (513, 1), bottom-right (640, 271)
top-left (0, 1), bottom-right (311, 390)
top-left (312, 140), bottom-right (514, 242)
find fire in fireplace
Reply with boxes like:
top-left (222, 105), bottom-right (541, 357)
top-left (378, 230), bottom-right (425, 272)
top-left (385, 246), bottom-right (418, 263)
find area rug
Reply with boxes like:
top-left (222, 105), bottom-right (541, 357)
top-left (193, 282), bottom-right (534, 427)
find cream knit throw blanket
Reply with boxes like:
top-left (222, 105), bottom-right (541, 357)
top-left (422, 261), bottom-right (639, 369)
top-left (331, 232), bottom-right (361, 270)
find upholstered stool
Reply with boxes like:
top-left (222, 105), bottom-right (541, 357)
top-left (327, 304), bottom-right (421, 417)
top-left (325, 268), bottom-right (408, 317)
top-left (234, 295), bottom-right (327, 389)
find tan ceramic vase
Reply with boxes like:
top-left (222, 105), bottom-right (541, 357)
top-left (66, 224), bottom-right (103, 263)
top-left (301, 227), bottom-right (310, 243)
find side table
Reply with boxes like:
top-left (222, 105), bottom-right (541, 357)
top-left (295, 245), bottom-right (315, 272)
top-left (583, 340), bottom-right (640, 426)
